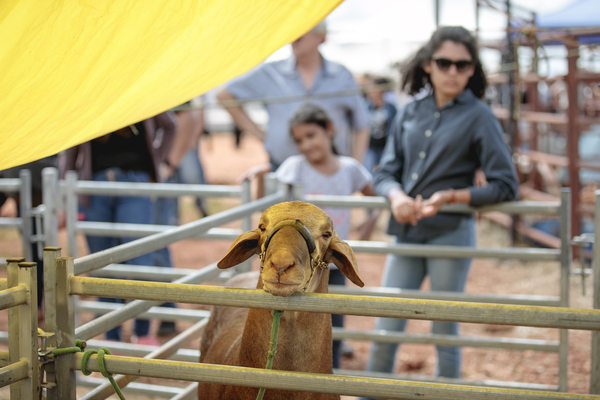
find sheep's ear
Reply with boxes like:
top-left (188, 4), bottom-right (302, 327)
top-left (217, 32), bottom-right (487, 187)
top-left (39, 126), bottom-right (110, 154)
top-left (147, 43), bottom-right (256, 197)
top-left (217, 229), bottom-right (262, 269)
top-left (325, 234), bottom-right (364, 287)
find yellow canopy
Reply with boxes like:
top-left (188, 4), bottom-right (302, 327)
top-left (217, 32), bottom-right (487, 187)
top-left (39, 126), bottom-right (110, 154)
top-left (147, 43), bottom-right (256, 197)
top-left (0, 0), bottom-right (342, 170)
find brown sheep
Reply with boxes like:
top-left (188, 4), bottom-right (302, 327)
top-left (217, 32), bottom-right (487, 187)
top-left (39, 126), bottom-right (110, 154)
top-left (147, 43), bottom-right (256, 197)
top-left (198, 201), bottom-right (364, 399)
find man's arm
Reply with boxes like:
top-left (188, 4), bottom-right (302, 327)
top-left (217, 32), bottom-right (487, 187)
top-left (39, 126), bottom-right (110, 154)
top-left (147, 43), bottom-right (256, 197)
top-left (217, 88), bottom-right (264, 141)
top-left (351, 128), bottom-right (369, 163)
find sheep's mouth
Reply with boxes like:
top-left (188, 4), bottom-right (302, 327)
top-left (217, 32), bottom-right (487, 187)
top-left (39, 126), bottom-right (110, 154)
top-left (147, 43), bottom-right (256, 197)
top-left (262, 280), bottom-right (301, 297)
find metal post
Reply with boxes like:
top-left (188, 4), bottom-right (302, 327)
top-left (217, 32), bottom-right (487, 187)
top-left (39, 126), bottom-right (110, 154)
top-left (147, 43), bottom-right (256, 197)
top-left (55, 257), bottom-right (76, 399)
top-left (65, 171), bottom-right (78, 258)
top-left (590, 191), bottom-right (600, 394)
top-left (19, 169), bottom-right (33, 261)
top-left (43, 247), bottom-right (62, 400)
top-left (558, 189), bottom-right (572, 391)
top-left (17, 262), bottom-right (39, 399)
top-left (42, 168), bottom-right (59, 247)
top-left (239, 179), bottom-right (252, 273)
top-left (566, 41), bottom-right (580, 239)
top-left (6, 257), bottom-right (24, 399)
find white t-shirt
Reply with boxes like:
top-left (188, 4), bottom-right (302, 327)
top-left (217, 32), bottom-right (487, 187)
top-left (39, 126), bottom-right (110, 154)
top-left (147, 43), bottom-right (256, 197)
top-left (275, 155), bottom-right (372, 240)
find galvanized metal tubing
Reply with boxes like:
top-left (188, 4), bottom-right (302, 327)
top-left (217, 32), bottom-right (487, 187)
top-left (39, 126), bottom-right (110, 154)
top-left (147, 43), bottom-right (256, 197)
top-left (69, 278), bottom-right (600, 331)
top-left (71, 353), bottom-right (599, 400)
top-left (72, 191), bottom-right (285, 275)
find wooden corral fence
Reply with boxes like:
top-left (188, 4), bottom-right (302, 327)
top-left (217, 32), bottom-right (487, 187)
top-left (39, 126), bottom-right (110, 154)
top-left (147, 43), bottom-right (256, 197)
top-left (0, 171), bottom-right (599, 398)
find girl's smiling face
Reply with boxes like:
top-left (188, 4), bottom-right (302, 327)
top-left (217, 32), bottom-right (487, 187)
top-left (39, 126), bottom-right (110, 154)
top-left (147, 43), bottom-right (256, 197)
top-left (291, 122), bottom-right (334, 164)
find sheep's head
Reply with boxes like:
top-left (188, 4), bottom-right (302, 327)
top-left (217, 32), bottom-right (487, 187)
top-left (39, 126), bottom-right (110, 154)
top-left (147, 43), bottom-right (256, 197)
top-left (217, 201), bottom-right (364, 297)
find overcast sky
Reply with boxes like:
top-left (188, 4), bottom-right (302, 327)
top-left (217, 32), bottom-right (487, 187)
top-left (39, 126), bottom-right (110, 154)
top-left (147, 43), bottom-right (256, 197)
top-left (267, 0), bottom-right (580, 76)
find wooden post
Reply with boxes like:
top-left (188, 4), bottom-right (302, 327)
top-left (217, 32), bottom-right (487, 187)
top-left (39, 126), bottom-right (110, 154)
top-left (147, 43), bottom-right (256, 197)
top-left (43, 247), bottom-right (61, 400)
top-left (6, 257), bottom-right (24, 399)
top-left (55, 257), bottom-right (76, 399)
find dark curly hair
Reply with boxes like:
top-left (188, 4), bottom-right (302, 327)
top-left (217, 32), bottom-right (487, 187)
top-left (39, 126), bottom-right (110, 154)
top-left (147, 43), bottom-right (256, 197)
top-left (400, 26), bottom-right (486, 99)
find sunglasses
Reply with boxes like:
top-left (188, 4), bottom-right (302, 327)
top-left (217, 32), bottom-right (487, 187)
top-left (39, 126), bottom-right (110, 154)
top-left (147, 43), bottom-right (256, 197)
top-left (432, 58), bottom-right (473, 73)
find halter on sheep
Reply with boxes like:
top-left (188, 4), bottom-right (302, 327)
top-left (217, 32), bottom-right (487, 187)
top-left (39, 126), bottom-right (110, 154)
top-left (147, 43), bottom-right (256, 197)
top-left (259, 219), bottom-right (329, 292)
top-left (198, 201), bottom-right (364, 400)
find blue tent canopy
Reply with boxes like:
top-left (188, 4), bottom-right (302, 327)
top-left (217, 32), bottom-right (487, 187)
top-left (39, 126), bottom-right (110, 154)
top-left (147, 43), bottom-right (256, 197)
top-left (535, 0), bottom-right (600, 44)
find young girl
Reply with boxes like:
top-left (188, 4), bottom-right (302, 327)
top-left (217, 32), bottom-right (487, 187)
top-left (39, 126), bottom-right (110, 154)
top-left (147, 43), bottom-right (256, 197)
top-left (240, 102), bottom-right (375, 368)
top-left (361, 26), bottom-right (519, 393)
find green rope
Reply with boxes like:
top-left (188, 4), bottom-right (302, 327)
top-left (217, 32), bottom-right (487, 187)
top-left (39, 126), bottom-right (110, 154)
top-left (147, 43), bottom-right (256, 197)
top-left (256, 310), bottom-right (284, 400)
top-left (81, 347), bottom-right (126, 400)
top-left (52, 340), bottom-right (126, 400)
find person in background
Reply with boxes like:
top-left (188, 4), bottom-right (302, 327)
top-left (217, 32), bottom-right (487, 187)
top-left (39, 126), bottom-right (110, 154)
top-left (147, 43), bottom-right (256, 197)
top-left (217, 20), bottom-right (370, 171)
top-left (356, 75), bottom-right (398, 240)
top-left (239, 103), bottom-right (375, 369)
top-left (363, 75), bottom-right (397, 175)
top-left (61, 112), bottom-right (176, 345)
top-left (361, 27), bottom-right (518, 397)
top-left (154, 99), bottom-right (207, 336)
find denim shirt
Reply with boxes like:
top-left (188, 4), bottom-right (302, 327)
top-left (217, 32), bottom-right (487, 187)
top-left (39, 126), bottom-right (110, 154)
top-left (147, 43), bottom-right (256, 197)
top-left (374, 89), bottom-right (519, 240)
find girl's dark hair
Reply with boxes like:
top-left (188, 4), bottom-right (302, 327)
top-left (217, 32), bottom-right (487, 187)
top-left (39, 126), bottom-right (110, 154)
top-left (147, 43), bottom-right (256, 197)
top-left (400, 26), bottom-right (487, 99)
top-left (289, 103), bottom-right (338, 154)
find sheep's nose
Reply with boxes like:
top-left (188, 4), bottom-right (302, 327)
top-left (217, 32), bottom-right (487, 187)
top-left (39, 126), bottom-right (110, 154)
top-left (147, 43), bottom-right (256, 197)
top-left (270, 254), bottom-right (295, 276)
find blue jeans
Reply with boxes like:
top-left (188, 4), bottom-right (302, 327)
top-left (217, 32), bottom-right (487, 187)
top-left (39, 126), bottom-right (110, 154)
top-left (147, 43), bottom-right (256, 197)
top-left (360, 218), bottom-right (475, 399)
top-left (329, 268), bottom-right (345, 369)
top-left (364, 147), bottom-right (385, 175)
top-left (81, 169), bottom-right (154, 340)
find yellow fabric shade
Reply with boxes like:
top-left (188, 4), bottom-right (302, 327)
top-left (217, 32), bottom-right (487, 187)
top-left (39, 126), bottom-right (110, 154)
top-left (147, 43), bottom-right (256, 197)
top-left (0, 0), bottom-right (342, 170)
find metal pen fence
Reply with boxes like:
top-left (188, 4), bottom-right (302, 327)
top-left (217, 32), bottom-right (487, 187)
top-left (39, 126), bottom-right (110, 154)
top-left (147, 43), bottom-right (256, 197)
top-left (0, 258), bottom-right (39, 399)
top-left (1, 169), bottom-right (599, 398)
top-left (0, 170), bottom-right (33, 260)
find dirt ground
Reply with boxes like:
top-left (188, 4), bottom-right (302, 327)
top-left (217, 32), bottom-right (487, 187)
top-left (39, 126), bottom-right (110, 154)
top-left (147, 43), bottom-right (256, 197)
top-left (0, 132), bottom-right (595, 398)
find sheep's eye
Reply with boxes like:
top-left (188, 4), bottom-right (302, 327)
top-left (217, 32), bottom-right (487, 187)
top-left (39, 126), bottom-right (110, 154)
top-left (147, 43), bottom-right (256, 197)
top-left (322, 232), bottom-right (332, 239)
top-left (259, 225), bottom-right (266, 232)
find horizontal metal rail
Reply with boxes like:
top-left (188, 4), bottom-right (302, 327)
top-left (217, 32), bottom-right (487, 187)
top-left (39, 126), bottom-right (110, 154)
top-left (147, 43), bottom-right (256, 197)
top-left (330, 285), bottom-right (562, 306)
top-left (0, 179), bottom-right (21, 192)
top-left (304, 194), bottom-right (560, 214)
top-left (0, 359), bottom-right (29, 388)
top-left (74, 264), bottom-right (220, 341)
top-left (332, 328), bottom-right (559, 352)
top-left (70, 180), bottom-right (242, 198)
top-left (171, 382), bottom-right (198, 400)
top-left (78, 377), bottom-right (184, 398)
top-left (77, 301), bottom-right (210, 322)
top-left (91, 264), bottom-right (199, 281)
top-left (347, 240), bottom-right (561, 260)
top-left (73, 191), bottom-right (285, 275)
top-left (0, 218), bottom-right (22, 229)
top-left (72, 354), bottom-right (598, 399)
top-left (79, 319), bottom-right (207, 400)
top-left (83, 339), bottom-right (200, 363)
top-left (77, 221), bottom-right (241, 240)
top-left (0, 332), bottom-right (201, 363)
top-left (0, 285), bottom-right (28, 311)
top-left (335, 369), bottom-right (558, 392)
top-left (69, 279), bottom-right (600, 331)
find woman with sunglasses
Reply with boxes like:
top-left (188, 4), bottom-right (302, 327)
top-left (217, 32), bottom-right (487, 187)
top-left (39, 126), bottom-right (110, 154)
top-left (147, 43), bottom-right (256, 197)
top-left (360, 26), bottom-right (518, 393)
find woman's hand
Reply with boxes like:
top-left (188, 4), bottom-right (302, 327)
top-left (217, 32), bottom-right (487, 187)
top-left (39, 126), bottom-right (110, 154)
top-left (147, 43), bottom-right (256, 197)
top-left (389, 192), bottom-right (422, 226)
top-left (236, 163), bottom-right (271, 184)
top-left (420, 190), bottom-right (453, 218)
